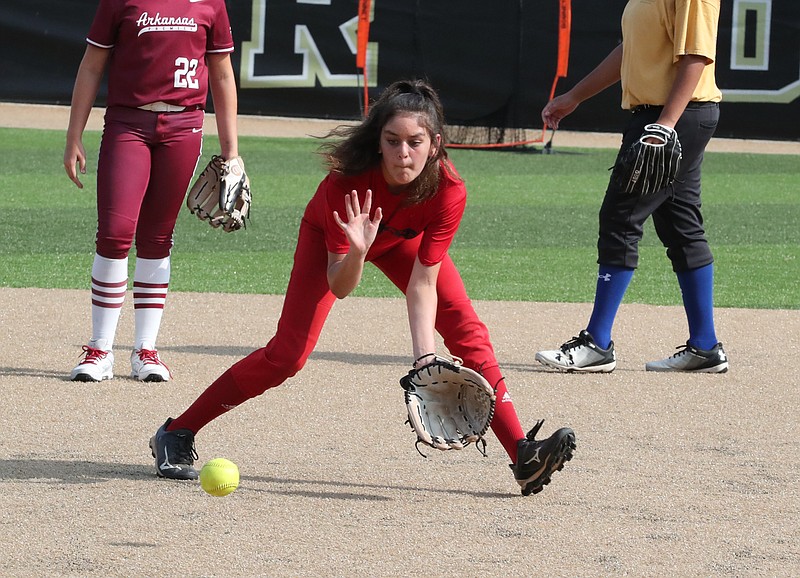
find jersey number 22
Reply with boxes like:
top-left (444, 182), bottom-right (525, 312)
top-left (174, 57), bottom-right (199, 89)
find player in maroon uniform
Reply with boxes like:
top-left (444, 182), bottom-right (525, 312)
top-left (64, 0), bottom-right (240, 382)
top-left (149, 80), bottom-right (576, 496)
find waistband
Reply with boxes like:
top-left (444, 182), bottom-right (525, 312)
top-left (631, 101), bottom-right (719, 114)
top-left (137, 101), bottom-right (202, 113)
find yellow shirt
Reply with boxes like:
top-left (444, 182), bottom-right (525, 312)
top-left (620, 0), bottom-right (722, 109)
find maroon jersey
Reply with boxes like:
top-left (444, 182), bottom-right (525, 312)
top-left (87, 0), bottom-right (234, 109)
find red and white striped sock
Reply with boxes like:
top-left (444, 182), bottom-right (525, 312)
top-left (90, 254), bottom-right (128, 351)
top-left (133, 257), bottom-right (170, 350)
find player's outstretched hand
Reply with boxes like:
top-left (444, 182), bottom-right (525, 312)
top-left (333, 189), bottom-right (383, 255)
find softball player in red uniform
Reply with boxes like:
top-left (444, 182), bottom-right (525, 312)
top-left (536, 0), bottom-right (728, 373)
top-left (64, 0), bottom-right (240, 382)
top-left (150, 80), bottom-right (576, 496)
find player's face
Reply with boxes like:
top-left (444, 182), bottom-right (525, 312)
top-left (379, 113), bottom-right (440, 191)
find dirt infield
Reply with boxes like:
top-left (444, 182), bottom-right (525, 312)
top-left (1, 103), bottom-right (799, 576)
top-left (2, 289), bottom-right (799, 577)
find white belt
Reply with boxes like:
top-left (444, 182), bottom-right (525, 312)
top-left (138, 101), bottom-right (187, 113)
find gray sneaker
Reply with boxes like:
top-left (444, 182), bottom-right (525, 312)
top-left (646, 342), bottom-right (729, 373)
top-left (535, 330), bottom-right (616, 373)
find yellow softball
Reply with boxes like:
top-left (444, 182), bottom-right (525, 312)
top-left (199, 458), bottom-right (240, 497)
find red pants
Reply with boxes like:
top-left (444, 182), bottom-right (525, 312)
top-left (96, 106), bottom-right (204, 259)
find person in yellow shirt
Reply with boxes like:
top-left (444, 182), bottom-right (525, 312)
top-left (536, 0), bottom-right (728, 373)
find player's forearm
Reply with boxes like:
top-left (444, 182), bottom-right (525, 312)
top-left (406, 262), bottom-right (440, 361)
top-left (208, 55), bottom-right (239, 159)
top-left (211, 87), bottom-right (238, 159)
top-left (327, 251), bottom-right (366, 299)
top-left (568, 43), bottom-right (623, 104)
top-left (66, 91), bottom-right (96, 144)
top-left (407, 288), bottom-right (437, 362)
top-left (657, 55), bottom-right (709, 128)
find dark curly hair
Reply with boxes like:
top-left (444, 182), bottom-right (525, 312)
top-left (318, 79), bottom-right (458, 205)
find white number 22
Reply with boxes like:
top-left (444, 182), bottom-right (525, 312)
top-left (174, 57), bottom-right (199, 89)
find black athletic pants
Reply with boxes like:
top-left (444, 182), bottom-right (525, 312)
top-left (597, 102), bottom-right (720, 272)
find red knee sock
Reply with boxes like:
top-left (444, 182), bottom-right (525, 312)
top-left (481, 365), bottom-right (525, 463)
top-left (167, 369), bottom-right (249, 434)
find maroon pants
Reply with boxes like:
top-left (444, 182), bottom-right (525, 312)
top-left (95, 106), bottom-right (204, 259)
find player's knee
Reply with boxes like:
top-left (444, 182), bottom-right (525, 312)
top-left (598, 247), bottom-right (639, 269)
top-left (279, 355), bottom-right (307, 379)
top-left (598, 229), bottom-right (643, 269)
top-left (96, 237), bottom-right (133, 260)
top-left (135, 237), bottom-right (174, 260)
top-left (230, 347), bottom-right (308, 397)
top-left (667, 242), bottom-right (713, 272)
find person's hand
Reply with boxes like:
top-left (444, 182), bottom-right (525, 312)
top-left (333, 189), bottom-right (383, 255)
top-left (644, 120), bottom-right (676, 144)
top-left (64, 140), bottom-right (87, 189)
top-left (541, 93), bottom-right (579, 130)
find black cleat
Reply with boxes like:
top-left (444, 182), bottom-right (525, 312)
top-left (149, 418), bottom-right (199, 480)
top-left (510, 420), bottom-right (576, 496)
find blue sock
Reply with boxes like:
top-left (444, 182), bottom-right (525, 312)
top-left (676, 263), bottom-right (718, 350)
top-left (586, 265), bottom-right (634, 349)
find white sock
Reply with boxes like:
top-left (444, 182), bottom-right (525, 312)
top-left (133, 257), bottom-right (170, 350)
top-left (90, 254), bottom-right (128, 351)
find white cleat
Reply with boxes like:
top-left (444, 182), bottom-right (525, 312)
top-left (131, 348), bottom-right (171, 382)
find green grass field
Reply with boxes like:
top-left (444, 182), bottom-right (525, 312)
top-left (1, 127), bottom-right (797, 309)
